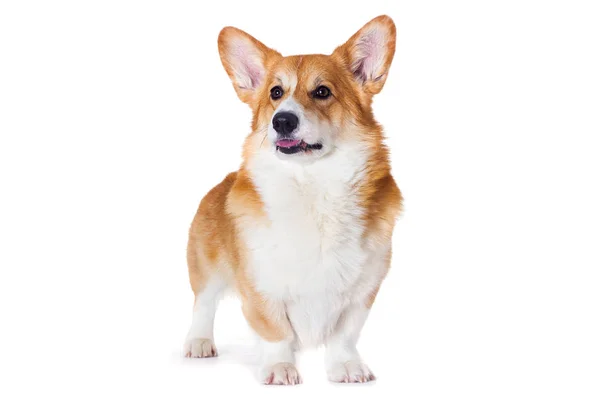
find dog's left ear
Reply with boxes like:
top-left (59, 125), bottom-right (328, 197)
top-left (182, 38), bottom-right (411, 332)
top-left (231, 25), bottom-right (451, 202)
top-left (332, 15), bottom-right (396, 95)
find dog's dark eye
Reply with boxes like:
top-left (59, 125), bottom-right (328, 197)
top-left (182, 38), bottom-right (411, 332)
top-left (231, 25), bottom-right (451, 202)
top-left (270, 86), bottom-right (284, 100)
top-left (313, 86), bottom-right (331, 99)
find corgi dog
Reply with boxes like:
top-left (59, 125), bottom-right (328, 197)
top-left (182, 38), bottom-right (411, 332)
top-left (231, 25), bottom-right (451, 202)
top-left (184, 15), bottom-right (402, 385)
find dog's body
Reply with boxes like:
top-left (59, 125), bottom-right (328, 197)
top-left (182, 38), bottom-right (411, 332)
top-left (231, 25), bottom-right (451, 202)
top-left (184, 15), bottom-right (402, 384)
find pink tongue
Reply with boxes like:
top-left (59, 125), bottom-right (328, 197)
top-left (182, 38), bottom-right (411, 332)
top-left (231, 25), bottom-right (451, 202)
top-left (276, 139), bottom-right (301, 147)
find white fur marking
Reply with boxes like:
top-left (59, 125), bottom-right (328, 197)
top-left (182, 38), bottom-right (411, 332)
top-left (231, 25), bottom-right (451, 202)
top-left (183, 276), bottom-right (226, 356)
top-left (268, 97), bottom-right (337, 161)
top-left (242, 134), bottom-right (389, 347)
top-left (259, 339), bottom-right (301, 385)
top-left (325, 305), bottom-right (374, 382)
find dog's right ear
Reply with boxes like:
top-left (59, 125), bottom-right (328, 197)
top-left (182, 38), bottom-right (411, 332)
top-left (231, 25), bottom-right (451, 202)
top-left (218, 27), bottom-right (281, 105)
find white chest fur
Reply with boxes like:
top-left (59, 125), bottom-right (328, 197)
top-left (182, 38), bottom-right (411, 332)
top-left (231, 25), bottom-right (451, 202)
top-left (243, 145), bottom-right (385, 345)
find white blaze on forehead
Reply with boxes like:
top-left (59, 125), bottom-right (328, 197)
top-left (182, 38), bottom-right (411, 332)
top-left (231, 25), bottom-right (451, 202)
top-left (275, 97), bottom-right (305, 118)
top-left (276, 71), bottom-right (298, 93)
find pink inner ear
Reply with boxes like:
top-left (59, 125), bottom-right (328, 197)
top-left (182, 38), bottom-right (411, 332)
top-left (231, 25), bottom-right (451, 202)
top-left (352, 28), bottom-right (387, 83)
top-left (231, 42), bottom-right (264, 90)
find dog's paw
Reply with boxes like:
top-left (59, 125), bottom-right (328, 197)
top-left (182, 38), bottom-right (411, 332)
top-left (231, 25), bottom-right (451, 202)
top-left (327, 360), bottom-right (375, 383)
top-left (184, 338), bottom-right (218, 358)
top-left (261, 362), bottom-right (302, 385)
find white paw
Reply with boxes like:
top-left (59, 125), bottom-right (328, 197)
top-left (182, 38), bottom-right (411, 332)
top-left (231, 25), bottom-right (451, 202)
top-left (184, 338), bottom-right (218, 358)
top-left (261, 362), bottom-right (302, 385)
top-left (327, 360), bottom-right (375, 383)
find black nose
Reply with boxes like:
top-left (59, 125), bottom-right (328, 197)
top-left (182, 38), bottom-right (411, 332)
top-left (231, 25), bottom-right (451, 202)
top-left (272, 112), bottom-right (299, 136)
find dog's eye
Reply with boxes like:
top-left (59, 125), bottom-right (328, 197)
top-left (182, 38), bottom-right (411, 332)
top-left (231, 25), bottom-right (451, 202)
top-left (313, 86), bottom-right (331, 99)
top-left (270, 86), bottom-right (284, 100)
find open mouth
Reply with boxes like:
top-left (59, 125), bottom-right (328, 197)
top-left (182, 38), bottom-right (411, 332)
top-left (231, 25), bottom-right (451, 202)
top-left (275, 138), bottom-right (323, 155)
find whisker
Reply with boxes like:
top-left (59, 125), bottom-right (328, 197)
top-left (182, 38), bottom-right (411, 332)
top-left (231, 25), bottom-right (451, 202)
top-left (258, 126), bottom-right (269, 148)
top-left (260, 132), bottom-right (268, 148)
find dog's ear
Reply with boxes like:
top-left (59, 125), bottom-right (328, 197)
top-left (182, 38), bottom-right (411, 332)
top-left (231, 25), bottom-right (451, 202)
top-left (332, 15), bottom-right (396, 95)
top-left (218, 27), bottom-right (281, 104)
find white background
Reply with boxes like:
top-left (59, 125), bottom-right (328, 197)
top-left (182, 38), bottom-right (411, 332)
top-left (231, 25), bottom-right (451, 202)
top-left (1, 0), bottom-right (599, 401)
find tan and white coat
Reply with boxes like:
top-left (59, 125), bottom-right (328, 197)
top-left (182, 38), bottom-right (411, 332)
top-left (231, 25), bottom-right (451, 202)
top-left (184, 15), bottom-right (402, 385)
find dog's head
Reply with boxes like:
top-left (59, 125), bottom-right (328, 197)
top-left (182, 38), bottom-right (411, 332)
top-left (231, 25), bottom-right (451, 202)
top-left (218, 15), bottom-right (396, 163)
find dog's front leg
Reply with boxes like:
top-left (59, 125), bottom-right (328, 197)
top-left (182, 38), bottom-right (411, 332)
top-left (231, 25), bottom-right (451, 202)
top-left (242, 295), bottom-right (301, 385)
top-left (325, 304), bottom-right (375, 383)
